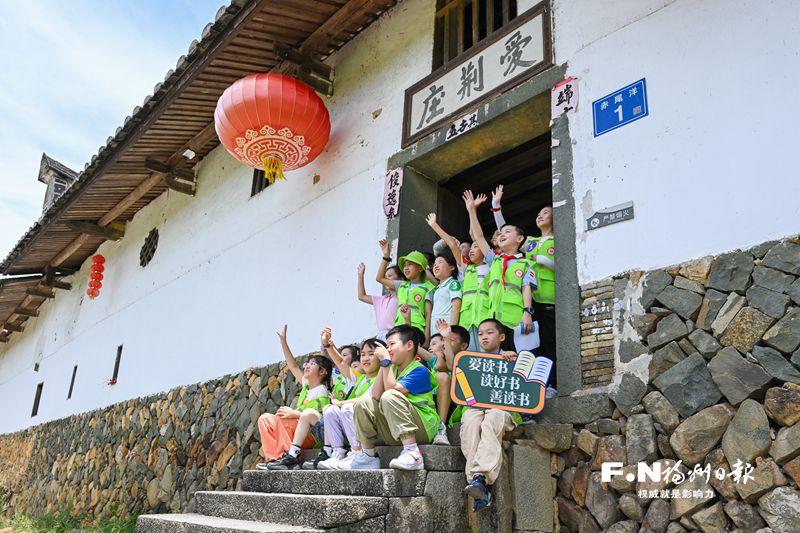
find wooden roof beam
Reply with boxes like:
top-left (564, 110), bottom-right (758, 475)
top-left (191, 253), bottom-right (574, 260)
top-left (64, 220), bottom-right (126, 241)
top-left (26, 287), bottom-right (55, 299)
top-left (3, 324), bottom-right (24, 333)
top-left (0, 336), bottom-right (8, 343)
top-left (14, 307), bottom-right (39, 318)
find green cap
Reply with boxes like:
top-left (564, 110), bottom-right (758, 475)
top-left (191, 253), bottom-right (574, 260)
top-left (398, 251), bottom-right (428, 279)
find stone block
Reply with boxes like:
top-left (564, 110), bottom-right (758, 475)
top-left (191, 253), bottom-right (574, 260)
top-left (609, 464), bottom-right (638, 493)
top-left (691, 502), bottom-right (727, 533)
top-left (618, 492), bottom-right (644, 521)
top-left (791, 278), bottom-right (800, 306)
top-left (705, 449), bottom-right (738, 501)
top-left (653, 353), bottom-right (722, 417)
top-left (723, 500), bottom-right (766, 531)
top-left (769, 423), bottom-right (800, 464)
top-left (710, 293), bottom-right (747, 337)
top-left (753, 266), bottom-right (796, 293)
top-left (511, 443), bottom-right (554, 532)
top-left (670, 477), bottom-right (716, 520)
top-left (605, 519), bottom-right (639, 533)
top-left (643, 498), bottom-right (671, 533)
top-left (136, 513), bottom-right (327, 533)
top-left (657, 285), bottom-right (703, 320)
top-left (757, 486), bottom-right (800, 533)
top-left (642, 391), bottom-right (680, 433)
top-left (696, 289), bottom-right (728, 331)
top-left (536, 393), bottom-right (614, 425)
top-left (782, 456), bottom-right (800, 485)
top-left (679, 256), bottom-right (714, 284)
top-left (707, 347), bottom-right (771, 406)
top-left (642, 270), bottom-right (675, 309)
top-left (647, 314), bottom-right (690, 350)
top-left (735, 460), bottom-right (786, 503)
top-left (751, 345), bottom-right (800, 384)
top-left (674, 275), bottom-right (705, 294)
top-left (746, 286), bottom-right (791, 319)
top-left (669, 404), bottom-right (735, 466)
top-left (762, 242), bottom-right (800, 275)
top-left (520, 424), bottom-right (573, 452)
top-left (576, 430), bottom-right (599, 456)
top-left (572, 463), bottom-right (590, 506)
top-left (385, 497), bottom-right (432, 533)
top-left (706, 252), bottom-right (754, 293)
top-left (626, 414), bottom-right (657, 464)
top-left (610, 374), bottom-right (647, 417)
top-left (376, 445), bottom-right (465, 471)
top-left (584, 472), bottom-right (620, 529)
top-left (648, 341), bottom-right (687, 382)
top-left (719, 307), bottom-right (775, 353)
top-left (556, 496), bottom-right (601, 533)
top-left (762, 307), bottom-right (800, 354)
top-left (721, 400), bottom-right (771, 467)
top-left (242, 469), bottom-right (427, 497)
top-left (590, 435), bottom-right (625, 471)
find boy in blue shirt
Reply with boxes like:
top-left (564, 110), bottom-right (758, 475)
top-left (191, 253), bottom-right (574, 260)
top-left (351, 325), bottom-right (439, 470)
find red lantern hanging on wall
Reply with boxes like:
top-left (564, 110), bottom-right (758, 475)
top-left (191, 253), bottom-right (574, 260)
top-left (86, 255), bottom-right (106, 300)
top-left (214, 74), bottom-right (331, 184)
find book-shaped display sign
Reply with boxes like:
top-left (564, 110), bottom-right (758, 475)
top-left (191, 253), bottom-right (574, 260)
top-left (450, 351), bottom-right (553, 414)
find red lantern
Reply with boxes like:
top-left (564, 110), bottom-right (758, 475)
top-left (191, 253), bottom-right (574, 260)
top-left (214, 74), bottom-right (331, 184)
top-left (93, 255), bottom-right (106, 264)
top-left (91, 264), bottom-right (105, 273)
top-left (88, 280), bottom-right (102, 289)
top-left (86, 287), bottom-right (100, 299)
top-left (90, 272), bottom-right (104, 281)
top-left (87, 254), bottom-right (106, 300)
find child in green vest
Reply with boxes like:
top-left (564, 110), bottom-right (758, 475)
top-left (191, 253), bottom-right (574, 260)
top-left (257, 325), bottom-right (332, 470)
top-left (461, 318), bottom-right (521, 512)
top-left (425, 212), bottom-right (491, 350)
top-left (493, 186), bottom-right (556, 387)
top-left (314, 335), bottom-right (384, 470)
top-left (430, 319), bottom-right (470, 446)
top-left (350, 325), bottom-right (439, 470)
top-left (376, 241), bottom-right (436, 345)
top-left (464, 190), bottom-right (536, 352)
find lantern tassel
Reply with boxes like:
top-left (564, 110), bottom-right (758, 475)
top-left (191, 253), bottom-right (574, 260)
top-left (262, 155), bottom-right (285, 184)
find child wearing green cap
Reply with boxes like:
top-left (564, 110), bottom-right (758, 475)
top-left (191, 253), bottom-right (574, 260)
top-left (376, 240), bottom-right (435, 344)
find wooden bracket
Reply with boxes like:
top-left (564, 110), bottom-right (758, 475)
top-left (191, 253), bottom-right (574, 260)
top-left (65, 220), bottom-right (126, 240)
top-left (145, 158), bottom-right (196, 196)
top-left (27, 287), bottom-right (55, 299)
top-left (0, 336), bottom-right (8, 343)
top-left (275, 42), bottom-right (334, 97)
top-left (3, 323), bottom-right (24, 332)
top-left (14, 307), bottom-right (39, 318)
top-left (42, 267), bottom-right (72, 291)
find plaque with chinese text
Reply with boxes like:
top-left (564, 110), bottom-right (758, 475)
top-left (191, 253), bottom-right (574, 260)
top-left (450, 351), bottom-right (552, 414)
top-left (403, 3), bottom-right (552, 147)
top-left (383, 167), bottom-right (403, 218)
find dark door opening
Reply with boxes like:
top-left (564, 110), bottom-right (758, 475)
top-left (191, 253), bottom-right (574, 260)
top-left (437, 131), bottom-right (553, 250)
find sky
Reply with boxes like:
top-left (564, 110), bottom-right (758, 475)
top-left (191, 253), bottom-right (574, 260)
top-left (0, 0), bottom-right (224, 263)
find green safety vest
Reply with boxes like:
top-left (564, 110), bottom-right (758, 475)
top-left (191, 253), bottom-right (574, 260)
top-left (331, 373), bottom-right (354, 401)
top-left (486, 254), bottom-right (530, 329)
top-left (394, 359), bottom-right (440, 442)
top-left (297, 385), bottom-right (331, 413)
top-left (351, 374), bottom-right (376, 398)
top-left (459, 263), bottom-right (491, 330)
top-left (524, 236), bottom-right (555, 305)
top-left (394, 280), bottom-right (436, 332)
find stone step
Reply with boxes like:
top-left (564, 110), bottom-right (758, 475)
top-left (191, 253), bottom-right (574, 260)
top-left (243, 469), bottom-right (427, 497)
top-left (298, 445), bottom-right (465, 472)
top-left (136, 513), bottom-right (323, 533)
top-left (195, 491), bottom-right (389, 530)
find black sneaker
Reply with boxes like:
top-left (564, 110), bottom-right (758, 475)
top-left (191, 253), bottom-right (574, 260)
top-left (266, 451), bottom-right (300, 470)
top-left (302, 449), bottom-right (331, 470)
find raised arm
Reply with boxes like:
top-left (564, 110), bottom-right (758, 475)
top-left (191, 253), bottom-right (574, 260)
top-left (375, 239), bottom-right (396, 291)
top-left (321, 327), bottom-right (355, 381)
top-left (437, 319), bottom-right (455, 372)
top-left (463, 190), bottom-right (491, 257)
top-left (426, 213), bottom-right (463, 263)
top-left (357, 263), bottom-right (373, 305)
top-left (277, 324), bottom-right (303, 383)
top-left (491, 185), bottom-right (507, 230)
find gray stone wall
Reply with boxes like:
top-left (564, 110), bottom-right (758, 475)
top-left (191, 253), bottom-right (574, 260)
top-left (552, 237), bottom-right (800, 532)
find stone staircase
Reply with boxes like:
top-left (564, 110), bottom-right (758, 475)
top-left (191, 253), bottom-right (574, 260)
top-left (136, 445), bottom-right (468, 533)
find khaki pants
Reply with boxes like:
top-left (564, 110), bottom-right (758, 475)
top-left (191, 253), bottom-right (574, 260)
top-left (460, 408), bottom-right (516, 485)
top-left (354, 389), bottom-right (431, 445)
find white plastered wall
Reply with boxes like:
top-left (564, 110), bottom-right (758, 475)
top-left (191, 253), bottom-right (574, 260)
top-left (0, 0), bottom-right (435, 434)
top-left (553, 0), bottom-right (800, 284)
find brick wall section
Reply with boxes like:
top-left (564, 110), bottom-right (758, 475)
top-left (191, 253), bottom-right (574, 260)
top-left (580, 278), bottom-right (615, 387)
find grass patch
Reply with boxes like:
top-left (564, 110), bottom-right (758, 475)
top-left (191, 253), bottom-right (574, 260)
top-left (0, 510), bottom-right (138, 533)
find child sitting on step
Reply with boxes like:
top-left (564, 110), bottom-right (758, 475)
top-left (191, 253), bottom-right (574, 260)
top-left (431, 319), bottom-right (470, 446)
top-left (313, 335), bottom-right (384, 470)
top-left (256, 324), bottom-right (332, 471)
top-left (460, 318), bottom-right (522, 512)
top-left (350, 325), bottom-right (440, 471)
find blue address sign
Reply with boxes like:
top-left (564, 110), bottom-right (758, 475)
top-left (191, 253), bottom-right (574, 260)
top-left (592, 78), bottom-right (649, 137)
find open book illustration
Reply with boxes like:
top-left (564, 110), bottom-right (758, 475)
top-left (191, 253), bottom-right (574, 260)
top-left (512, 351), bottom-right (552, 385)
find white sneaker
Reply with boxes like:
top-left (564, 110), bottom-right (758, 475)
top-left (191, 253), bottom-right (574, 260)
top-left (317, 448), bottom-right (347, 470)
top-left (545, 386), bottom-right (557, 399)
top-left (389, 449), bottom-right (424, 470)
top-left (336, 450), bottom-right (356, 470)
top-left (350, 450), bottom-right (381, 470)
top-left (432, 423), bottom-right (450, 445)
